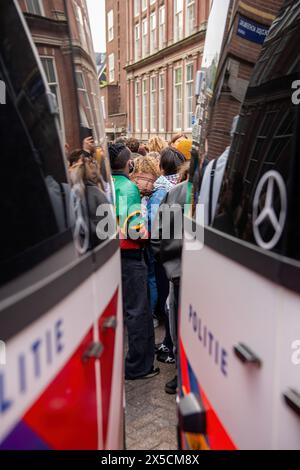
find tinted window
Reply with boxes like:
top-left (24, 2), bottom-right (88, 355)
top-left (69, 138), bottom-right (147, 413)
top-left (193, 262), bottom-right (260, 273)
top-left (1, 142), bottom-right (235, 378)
top-left (0, 0), bottom-right (72, 287)
top-left (214, 4), bottom-right (300, 260)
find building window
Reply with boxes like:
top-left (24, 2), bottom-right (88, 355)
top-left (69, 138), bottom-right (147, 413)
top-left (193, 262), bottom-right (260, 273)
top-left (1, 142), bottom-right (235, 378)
top-left (159, 73), bottom-right (165, 131)
top-left (174, 67), bottom-right (183, 130)
top-left (142, 18), bottom-right (148, 58)
top-left (76, 71), bottom-right (94, 130)
top-left (91, 79), bottom-right (101, 142)
top-left (159, 5), bottom-right (166, 49)
top-left (84, 16), bottom-right (94, 54)
top-left (135, 23), bottom-right (140, 61)
top-left (108, 53), bottom-right (115, 83)
top-left (174, 0), bottom-right (183, 42)
top-left (185, 63), bottom-right (194, 129)
top-left (142, 78), bottom-right (148, 131)
top-left (75, 4), bottom-right (88, 51)
top-left (186, 0), bottom-right (195, 36)
top-left (88, 76), bottom-right (98, 141)
top-left (135, 81), bottom-right (141, 132)
top-left (41, 57), bottom-right (64, 135)
top-left (150, 12), bottom-right (157, 54)
top-left (142, 0), bottom-right (148, 11)
top-left (150, 76), bottom-right (157, 131)
top-left (25, 0), bottom-right (44, 15)
top-left (107, 9), bottom-right (114, 42)
top-left (134, 0), bottom-right (140, 17)
top-left (76, 71), bottom-right (91, 109)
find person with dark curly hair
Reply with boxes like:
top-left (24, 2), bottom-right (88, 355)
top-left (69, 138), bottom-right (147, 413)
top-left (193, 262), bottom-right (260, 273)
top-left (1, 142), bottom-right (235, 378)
top-left (126, 137), bottom-right (140, 158)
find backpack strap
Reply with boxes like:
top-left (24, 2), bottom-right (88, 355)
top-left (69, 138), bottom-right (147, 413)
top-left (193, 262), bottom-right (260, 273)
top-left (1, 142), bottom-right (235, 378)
top-left (208, 159), bottom-right (218, 226)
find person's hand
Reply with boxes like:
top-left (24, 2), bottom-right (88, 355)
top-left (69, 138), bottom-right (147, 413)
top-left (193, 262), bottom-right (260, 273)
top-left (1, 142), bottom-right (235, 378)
top-left (83, 136), bottom-right (95, 154)
top-left (64, 142), bottom-right (70, 157)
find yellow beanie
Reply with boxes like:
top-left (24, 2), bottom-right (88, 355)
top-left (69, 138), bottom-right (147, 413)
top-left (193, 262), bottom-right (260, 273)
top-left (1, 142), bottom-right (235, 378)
top-left (175, 139), bottom-right (193, 161)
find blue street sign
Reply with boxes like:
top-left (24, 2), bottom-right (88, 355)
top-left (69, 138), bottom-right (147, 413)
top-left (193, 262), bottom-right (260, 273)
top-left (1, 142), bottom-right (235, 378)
top-left (237, 15), bottom-right (269, 45)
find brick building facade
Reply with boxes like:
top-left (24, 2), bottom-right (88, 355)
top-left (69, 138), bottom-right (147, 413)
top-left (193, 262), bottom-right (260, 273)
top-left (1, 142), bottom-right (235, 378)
top-left (207, 0), bottom-right (283, 160)
top-left (125, 0), bottom-right (210, 142)
top-left (19, 0), bottom-right (102, 150)
top-left (101, 0), bottom-right (128, 140)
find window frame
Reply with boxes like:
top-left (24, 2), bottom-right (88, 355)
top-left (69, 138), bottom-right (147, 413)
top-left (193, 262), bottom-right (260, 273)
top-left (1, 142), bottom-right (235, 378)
top-left (159, 72), bottom-right (165, 132)
top-left (135, 23), bottom-right (141, 61)
top-left (135, 80), bottom-right (141, 132)
top-left (185, 62), bottom-right (194, 131)
top-left (150, 75), bottom-right (157, 132)
top-left (159, 5), bottom-right (166, 49)
top-left (174, 66), bottom-right (183, 131)
top-left (142, 0), bottom-right (148, 12)
top-left (25, 0), bottom-right (44, 16)
top-left (142, 77), bottom-right (149, 132)
top-left (186, 0), bottom-right (196, 36)
top-left (40, 56), bottom-right (65, 142)
top-left (150, 12), bottom-right (157, 54)
top-left (75, 3), bottom-right (88, 51)
top-left (134, 0), bottom-right (140, 17)
top-left (142, 18), bottom-right (148, 58)
top-left (76, 70), bottom-right (91, 109)
top-left (174, 0), bottom-right (184, 42)
top-left (107, 9), bottom-right (114, 42)
top-left (108, 53), bottom-right (115, 83)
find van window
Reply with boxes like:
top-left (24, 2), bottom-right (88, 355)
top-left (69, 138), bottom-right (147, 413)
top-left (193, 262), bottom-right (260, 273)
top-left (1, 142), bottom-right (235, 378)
top-left (0, 3), bottom-right (72, 287)
top-left (214, 4), bottom-right (300, 260)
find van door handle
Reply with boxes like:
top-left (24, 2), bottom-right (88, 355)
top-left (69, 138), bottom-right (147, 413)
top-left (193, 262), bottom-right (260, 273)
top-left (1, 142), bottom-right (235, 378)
top-left (82, 341), bottom-right (103, 362)
top-left (283, 389), bottom-right (300, 417)
top-left (233, 343), bottom-right (262, 367)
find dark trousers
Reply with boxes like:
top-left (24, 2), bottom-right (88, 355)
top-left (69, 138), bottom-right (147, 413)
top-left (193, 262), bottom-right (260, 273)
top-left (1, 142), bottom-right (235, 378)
top-left (122, 253), bottom-right (155, 379)
top-left (169, 279), bottom-right (180, 363)
top-left (155, 262), bottom-right (173, 352)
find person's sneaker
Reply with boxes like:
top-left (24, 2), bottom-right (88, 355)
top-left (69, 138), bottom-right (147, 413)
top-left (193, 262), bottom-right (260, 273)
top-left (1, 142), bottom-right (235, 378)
top-left (125, 367), bottom-right (160, 381)
top-left (165, 375), bottom-right (178, 395)
top-left (157, 352), bottom-right (176, 364)
top-left (155, 343), bottom-right (170, 355)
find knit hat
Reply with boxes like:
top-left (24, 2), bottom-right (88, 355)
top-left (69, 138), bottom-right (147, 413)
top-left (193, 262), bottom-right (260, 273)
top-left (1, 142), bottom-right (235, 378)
top-left (175, 139), bottom-right (193, 161)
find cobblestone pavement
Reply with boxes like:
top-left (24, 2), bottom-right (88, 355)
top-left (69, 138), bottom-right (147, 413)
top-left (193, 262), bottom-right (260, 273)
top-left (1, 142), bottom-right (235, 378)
top-left (125, 327), bottom-right (177, 451)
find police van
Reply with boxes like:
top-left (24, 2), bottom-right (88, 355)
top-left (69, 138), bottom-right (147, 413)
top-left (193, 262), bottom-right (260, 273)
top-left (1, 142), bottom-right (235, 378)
top-left (179, 0), bottom-right (300, 450)
top-left (0, 0), bottom-right (123, 450)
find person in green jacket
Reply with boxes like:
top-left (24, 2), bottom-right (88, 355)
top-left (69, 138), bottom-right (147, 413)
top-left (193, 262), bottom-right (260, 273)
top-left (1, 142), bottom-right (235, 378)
top-left (109, 143), bottom-right (159, 381)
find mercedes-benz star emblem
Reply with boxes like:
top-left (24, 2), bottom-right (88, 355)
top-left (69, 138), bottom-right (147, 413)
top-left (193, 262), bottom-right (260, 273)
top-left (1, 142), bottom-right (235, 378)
top-left (253, 170), bottom-right (287, 251)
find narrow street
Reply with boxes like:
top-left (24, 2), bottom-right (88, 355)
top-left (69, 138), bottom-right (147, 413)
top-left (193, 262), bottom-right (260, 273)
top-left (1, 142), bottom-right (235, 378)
top-left (125, 327), bottom-right (177, 451)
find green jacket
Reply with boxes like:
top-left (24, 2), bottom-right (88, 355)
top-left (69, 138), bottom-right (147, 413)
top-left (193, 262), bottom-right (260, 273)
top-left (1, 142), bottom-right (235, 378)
top-left (112, 173), bottom-right (147, 249)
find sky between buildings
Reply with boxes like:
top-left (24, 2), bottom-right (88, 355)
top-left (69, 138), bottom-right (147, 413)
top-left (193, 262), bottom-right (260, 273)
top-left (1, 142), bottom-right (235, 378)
top-left (87, 0), bottom-right (106, 53)
top-left (202, 0), bottom-right (230, 68)
top-left (86, 0), bottom-right (229, 57)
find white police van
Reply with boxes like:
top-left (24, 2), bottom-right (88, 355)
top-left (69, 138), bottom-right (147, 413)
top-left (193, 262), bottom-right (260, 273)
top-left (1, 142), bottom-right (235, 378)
top-left (178, 0), bottom-right (300, 450)
top-left (0, 0), bottom-right (123, 450)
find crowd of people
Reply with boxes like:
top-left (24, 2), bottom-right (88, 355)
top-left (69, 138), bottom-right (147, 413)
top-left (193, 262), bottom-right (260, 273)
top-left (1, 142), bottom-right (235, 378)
top-left (108, 134), bottom-right (193, 395)
top-left (65, 131), bottom-right (196, 395)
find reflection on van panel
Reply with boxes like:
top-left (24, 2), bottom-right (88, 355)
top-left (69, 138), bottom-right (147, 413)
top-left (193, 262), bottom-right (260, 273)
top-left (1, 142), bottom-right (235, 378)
top-left (179, 1), bottom-right (300, 451)
top-left (0, 0), bottom-right (123, 450)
